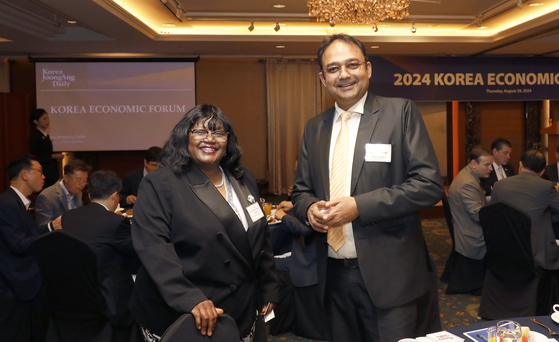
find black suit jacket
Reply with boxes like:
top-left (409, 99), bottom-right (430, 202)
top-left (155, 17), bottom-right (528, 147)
top-left (61, 202), bottom-right (137, 326)
top-left (119, 168), bottom-right (144, 208)
top-left (292, 94), bottom-right (443, 309)
top-left (542, 163), bottom-right (559, 183)
top-left (28, 128), bottom-right (59, 187)
top-left (0, 188), bottom-right (49, 301)
top-left (129, 164), bottom-right (279, 337)
top-left (481, 163), bottom-right (514, 196)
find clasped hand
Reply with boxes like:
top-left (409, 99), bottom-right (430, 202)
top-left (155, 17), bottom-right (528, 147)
top-left (306, 196), bottom-right (359, 233)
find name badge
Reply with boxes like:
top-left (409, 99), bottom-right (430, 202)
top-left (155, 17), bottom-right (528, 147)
top-left (365, 143), bottom-right (391, 162)
top-left (247, 202), bottom-right (264, 223)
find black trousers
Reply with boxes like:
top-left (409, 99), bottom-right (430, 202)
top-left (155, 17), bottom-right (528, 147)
top-left (0, 286), bottom-right (50, 342)
top-left (326, 258), bottom-right (424, 342)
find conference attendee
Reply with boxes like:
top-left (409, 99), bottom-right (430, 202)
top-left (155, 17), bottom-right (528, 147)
top-left (60, 170), bottom-right (138, 326)
top-left (542, 145), bottom-right (559, 183)
top-left (28, 108), bottom-right (64, 190)
top-left (35, 159), bottom-right (90, 227)
top-left (119, 146), bottom-right (162, 208)
top-left (291, 34), bottom-right (444, 342)
top-left (481, 138), bottom-right (514, 196)
top-left (446, 146), bottom-right (493, 294)
top-left (491, 150), bottom-right (559, 271)
top-left (0, 155), bottom-right (61, 341)
top-left (269, 200), bottom-right (329, 340)
top-left (129, 104), bottom-right (279, 341)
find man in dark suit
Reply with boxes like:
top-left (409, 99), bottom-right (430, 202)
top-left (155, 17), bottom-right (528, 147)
top-left (292, 34), bottom-right (444, 341)
top-left (542, 145), bottom-right (559, 183)
top-left (491, 150), bottom-right (559, 271)
top-left (35, 159), bottom-right (90, 227)
top-left (119, 146), bottom-right (162, 208)
top-left (0, 155), bottom-right (61, 341)
top-left (270, 200), bottom-right (329, 340)
top-left (61, 170), bottom-right (138, 326)
top-left (481, 138), bottom-right (514, 196)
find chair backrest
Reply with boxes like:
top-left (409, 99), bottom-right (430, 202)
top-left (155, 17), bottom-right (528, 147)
top-left (33, 230), bottom-right (108, 321)
top-left (441, 192), bottom-right (456, 244)
top-left (479, 201), bottom-right (537, 283)
top-left (160, 313), bottom-right (240, 342)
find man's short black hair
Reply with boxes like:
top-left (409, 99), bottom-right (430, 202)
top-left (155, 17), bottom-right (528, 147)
top-left (63, 159), bottom-right (91, 176)
top-left (520, 150), bottom-right (546, 173)
top-left (88, 171), bottom-right (122, 200)
top-left (491, 138), bottom-right (512, 151)
top-left (317, 33), bottom-right (368, 71)
top-left (145, 146), bottom-right (162, 163)
top-left (7, 155), bottom-right (39, 181)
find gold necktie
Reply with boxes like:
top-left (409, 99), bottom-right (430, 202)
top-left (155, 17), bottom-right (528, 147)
top-left (499, 166), bottom-right (506, 180)
top-left (328, 111), bottom-right (352, 252)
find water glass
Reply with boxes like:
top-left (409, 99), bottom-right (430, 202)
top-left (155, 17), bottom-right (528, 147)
top-left (496, 320), bottom-right (521, 342)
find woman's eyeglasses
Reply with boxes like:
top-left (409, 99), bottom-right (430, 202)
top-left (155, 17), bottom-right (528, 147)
top-left (189, 129), bottom-right (229, 142)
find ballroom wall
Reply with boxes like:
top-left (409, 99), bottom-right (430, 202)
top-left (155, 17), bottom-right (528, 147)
top-left (0, 57), bottom-right (535, 192)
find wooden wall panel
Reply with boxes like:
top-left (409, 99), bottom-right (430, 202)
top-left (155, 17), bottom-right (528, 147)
top-left (0, 93), bottom-right (35, 191)
top-left (479, 101), bottom-right (525, 174)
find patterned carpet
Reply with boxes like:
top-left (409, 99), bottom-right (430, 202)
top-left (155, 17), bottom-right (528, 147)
top-left (267, 218), bottom-right (482, 342)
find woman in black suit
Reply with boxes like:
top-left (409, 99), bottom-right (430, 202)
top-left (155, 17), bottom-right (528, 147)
top-left (129, 104), bottom-right (279, 341)
top-left (28, 109), bottom-right (63, 189)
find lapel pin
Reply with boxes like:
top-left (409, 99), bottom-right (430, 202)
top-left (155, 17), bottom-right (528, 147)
top-left (247, 195), bottom-right (255, 204)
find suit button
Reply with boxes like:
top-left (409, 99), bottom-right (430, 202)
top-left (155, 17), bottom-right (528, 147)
top-left (216, 232), bottom-right (224, 241)
top-left (224, 260), bottom-right (231, 267)
top-left (229, 285), bottom-right (237, 292)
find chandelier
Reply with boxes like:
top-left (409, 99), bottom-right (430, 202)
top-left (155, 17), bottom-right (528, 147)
top-left (307, 0), bottom-right (410, 26)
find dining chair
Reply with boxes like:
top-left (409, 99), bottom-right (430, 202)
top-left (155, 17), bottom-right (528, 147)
top-left (160, 313), bottom-right (240, 342)
top-left (478, 201), bottom-right (538, 319)
top-left (33, 230), bottom-right (138, 342)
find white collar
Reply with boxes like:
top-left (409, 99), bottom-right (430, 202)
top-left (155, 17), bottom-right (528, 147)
top-left (334, 91), bottom-right (368, 120)
top-left (10, 186), bottom-right (31, 209)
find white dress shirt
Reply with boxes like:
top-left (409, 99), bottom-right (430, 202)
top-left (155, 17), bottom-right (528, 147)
top-left (492, 162), bottom-right (507, 181)
top-left (327, 92), bottom-right (368, 259)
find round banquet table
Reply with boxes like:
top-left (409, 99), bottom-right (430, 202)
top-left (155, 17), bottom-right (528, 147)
top-left (446, 315), bottom-right (559, 341)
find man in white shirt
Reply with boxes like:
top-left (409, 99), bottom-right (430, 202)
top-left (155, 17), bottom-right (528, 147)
top-left (292, 34), bottom-right (443, 342)
top-left (481, 138), bottom-right (514, 196)
top-left (35, 159), bottom-right (90, 226)
top-left (0, 155), bottom-right (61, 341)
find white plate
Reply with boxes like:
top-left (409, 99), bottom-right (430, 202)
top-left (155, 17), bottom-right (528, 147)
top-left (268, 220), bottom-right (281, 226)
top-left (552, 312), bottom-right (559, 325)
top-left (531, 331), bottom-right (551, 342)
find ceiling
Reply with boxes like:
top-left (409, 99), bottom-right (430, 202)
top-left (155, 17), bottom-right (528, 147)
top-left (2, 0), bottom-right (559, 58)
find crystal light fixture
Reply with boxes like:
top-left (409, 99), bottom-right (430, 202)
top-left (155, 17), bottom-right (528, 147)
top-left (307, 0), bottom-right (410, 25)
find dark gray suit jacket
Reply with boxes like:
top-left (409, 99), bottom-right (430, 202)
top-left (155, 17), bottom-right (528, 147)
top-left (491, 172), bottom-right (559, 270)
top-left (542, 163), bottom-right (559, 183)
top-left (481, 163), bottom-right (514, 196)
top-left (292, 94), bottom-right (443, 309)
top-left (35, 181), bottom-right (83, 226)
top-left (129, 164), bottom-right (279, 337)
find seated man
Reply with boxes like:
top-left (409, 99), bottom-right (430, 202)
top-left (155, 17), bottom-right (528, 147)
top-left (446, 146), bottom-right (493, 294)
top-left (35, 159), bottom-right (90, 227)
top-left (119, 146), bottom-right (162, 208)
top-left (269, 200), bottom-right (329, 340)
top-left (542, 145), bottom-right (559, 183)
top-left (61, 170), bottom-right (138, 326)
top-left (491, 150), bottom-right (559, 271)
top-left (0, 155), bottom-right (61, 340)
top-left (481, 138), bottom-right (514, 196)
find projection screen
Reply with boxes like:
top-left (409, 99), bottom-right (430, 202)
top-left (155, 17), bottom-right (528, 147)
top-left (36, 62), bottom-right (196, 151)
